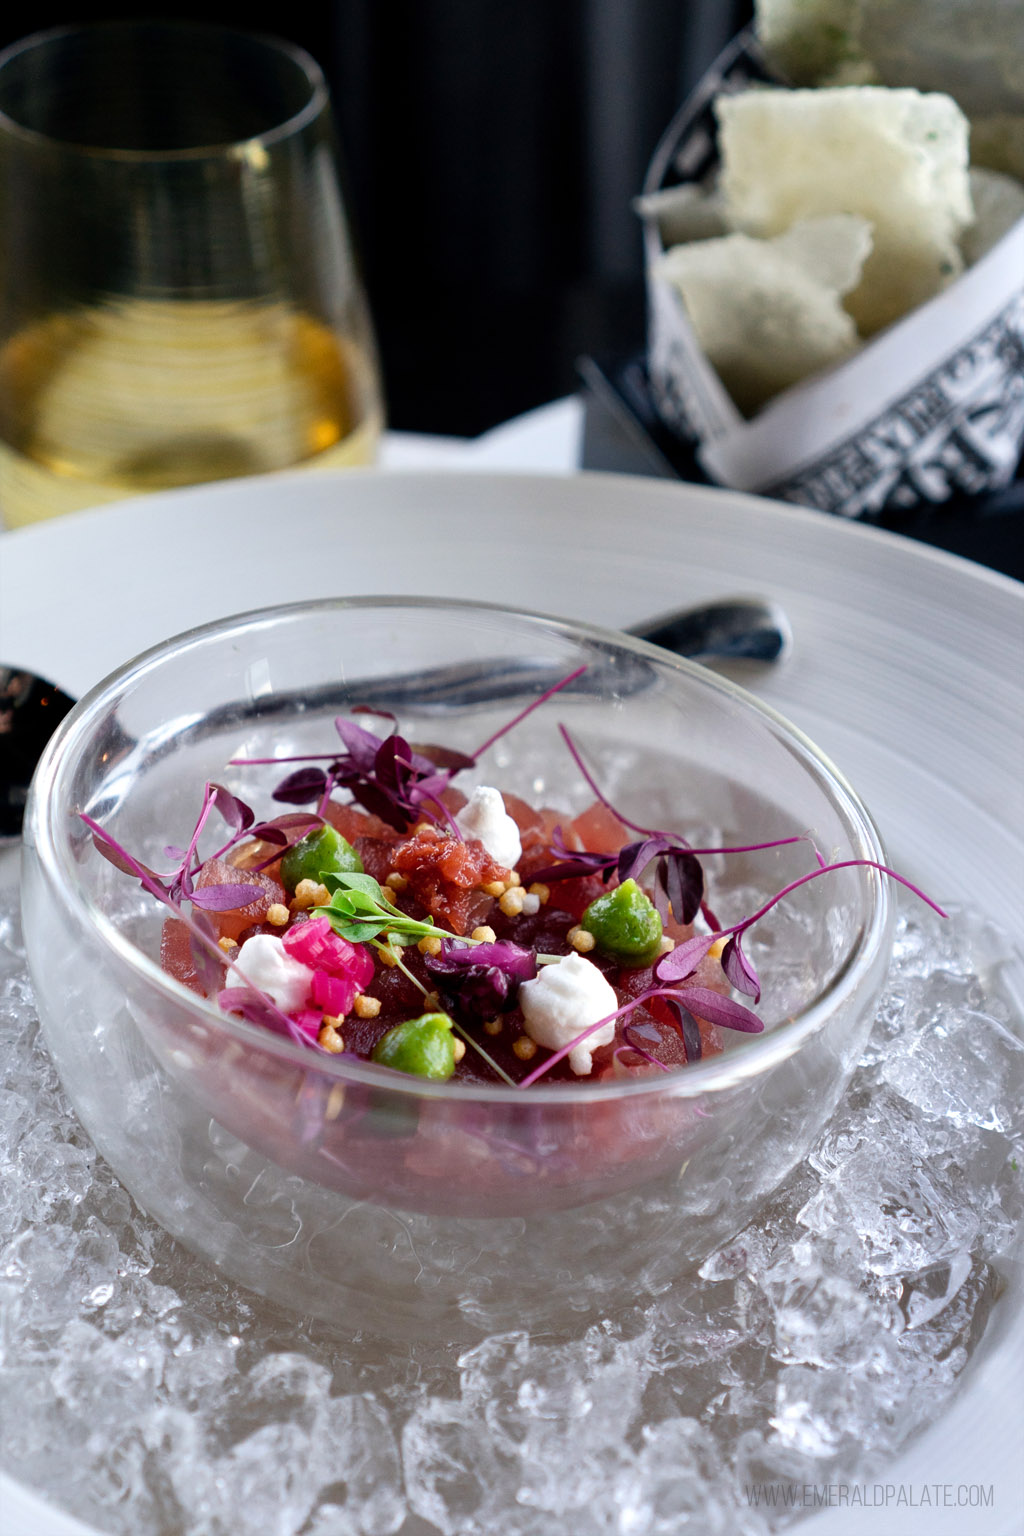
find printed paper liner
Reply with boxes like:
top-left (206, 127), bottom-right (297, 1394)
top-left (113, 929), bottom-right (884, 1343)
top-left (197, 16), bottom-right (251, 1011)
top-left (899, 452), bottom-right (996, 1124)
top-left (642, 29), bottom-right (1024, 518)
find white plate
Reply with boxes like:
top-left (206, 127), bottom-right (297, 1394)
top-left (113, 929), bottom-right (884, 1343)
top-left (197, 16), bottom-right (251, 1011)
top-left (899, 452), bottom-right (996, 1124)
top-left (1, 469), bottom-right (1022, 1536)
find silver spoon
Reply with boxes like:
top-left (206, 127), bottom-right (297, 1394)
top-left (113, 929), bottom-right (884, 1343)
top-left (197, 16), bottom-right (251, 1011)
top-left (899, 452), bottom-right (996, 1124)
top-left (1, 668), bottom-right (77, 837)
top-left (0, 597), bottom-right (790, 837)
top-left (629, 596), bottom-right (791, 664)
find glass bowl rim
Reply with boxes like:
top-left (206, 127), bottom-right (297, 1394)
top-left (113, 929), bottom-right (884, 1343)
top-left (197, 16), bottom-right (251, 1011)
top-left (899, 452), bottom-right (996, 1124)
top-left (25, 593), bottom-right (892, 1106)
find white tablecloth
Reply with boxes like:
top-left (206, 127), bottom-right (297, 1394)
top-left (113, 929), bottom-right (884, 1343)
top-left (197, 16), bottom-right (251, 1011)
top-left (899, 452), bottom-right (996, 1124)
top-left (379, 396), bottom-right (583, 474)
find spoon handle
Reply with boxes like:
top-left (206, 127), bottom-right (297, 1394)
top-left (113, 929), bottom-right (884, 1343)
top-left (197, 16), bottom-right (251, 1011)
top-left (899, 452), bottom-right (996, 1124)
top-left (1, 669), bottom-right (76, 837)
top-left (630, 598), bottom-right (792, 663)
top-left (0, 597), bottom-right (790, 837)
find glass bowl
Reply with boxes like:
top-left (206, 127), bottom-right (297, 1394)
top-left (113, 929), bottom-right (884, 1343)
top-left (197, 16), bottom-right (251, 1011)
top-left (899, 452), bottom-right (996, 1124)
top-left (22, 598), bottom-right (892, 1337)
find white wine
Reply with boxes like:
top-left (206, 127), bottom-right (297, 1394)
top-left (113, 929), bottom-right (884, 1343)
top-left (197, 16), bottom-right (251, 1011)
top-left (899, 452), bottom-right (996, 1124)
top-left (0, 300), bottom-right (383, 528)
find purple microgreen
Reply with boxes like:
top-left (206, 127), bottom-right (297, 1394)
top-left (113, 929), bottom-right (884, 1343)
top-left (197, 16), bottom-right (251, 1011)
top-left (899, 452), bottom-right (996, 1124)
top-left (721, 933), bottom-right (760, 1001)
top-left (528, 860), bottom-right (607, 884)
top-left (560, 729), bottom-right (820, 850)
top-left (366, 727), bottom-right (451, 809)
top-left (533, 830), bottom-right (677, 889)
top-left (700, 898), bottom-right (722, 933)
top-left (350, 705), bottom-right (397, 724)
top-left (621, 1024), bottom-right (671, 1072)
top-left (246, 826), bottom-right (293, 850)
top-left (84, 815), bottom-right (173, 903)
top-left (83, 814), bottom-right (183, 918)
top-left (245, 812), bottom-right (326, 872)
top-left (656, 848), bottom-right (704, 925)
top-left (661, 856), bottom-right (947, 1005)
top-left (528, 833), bottom-right (618, 885)
top-left (550, 827), bottom-right (588, 861)
top-left (531, 832), bottom-right (706, 925)
top-left (673, 985), bottom-right (763, 1034)
top-left (684, 834), bottom-right (815, 857)
top-left (170, 781), bottom-right (295, 899)
top-left (207, 783), bottom-right (255, 834)
top-left (656, 932), bottom-right (721, 983)
top-left (250, 812), bottom-right (324, 844)
top-left (558, 725), bottom-right (662, 839)
top-left (173, 781), bottom-right (222, 894)
top-left (517, 997), bottom-right (639, 1086)
top-left (411, 785), bottom-right (463, 838)
top-left (518, 980), bottom-right (766, 1087)
top-left (528, 856), bottom-right (614, 884)
top-left (470, 665), bottom-right (587, 762)
top-left (311, 723), bottom-right (465, 833)
top-left (657, 997), bottom-right (703, 1062)
top-left (238, 670), bottom-right (588, 837)
top-left (370, 731), bottom-right (403, 795)
top-left (188, 881), bottom-right (267, 912)
top-left (617, 835), bottom-right (673, 884)
top-left (80, 813), bottom-right (317, 1048)
top-left (335, 714), bottom-right (388, 770)
top-left (413, 742), bottom-right (477, 773)
top-left (90, 832), bottom-right (164, 885)
top-left (317, 770), bottom-right (336, 819)
top-left (561, 731), bottom-right (822, 878)
top-left (554, 731), bottom-right (710, 923)
top-left (722, 858), bottom-right (948, 934)
top-left (272, 766), bottom-right (330, 805)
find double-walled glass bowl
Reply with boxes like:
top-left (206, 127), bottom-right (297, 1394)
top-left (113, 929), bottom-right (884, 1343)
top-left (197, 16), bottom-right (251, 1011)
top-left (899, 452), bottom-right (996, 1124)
top-left (23, 599), bottom-right (892, 1336)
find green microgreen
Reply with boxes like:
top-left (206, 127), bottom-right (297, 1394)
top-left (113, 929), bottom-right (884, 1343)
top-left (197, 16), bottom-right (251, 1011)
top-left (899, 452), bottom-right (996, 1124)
top-left (315, 869), bottom-right (449, 946)
top-left (450, 1020), bottom-right (518, 1088)
top-left (387, 945), bottom-right (431, 997)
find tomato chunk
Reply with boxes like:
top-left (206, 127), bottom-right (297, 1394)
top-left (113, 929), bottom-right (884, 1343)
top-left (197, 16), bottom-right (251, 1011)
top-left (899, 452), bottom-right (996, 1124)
top-left (391, 828), bottom-right (507, 934)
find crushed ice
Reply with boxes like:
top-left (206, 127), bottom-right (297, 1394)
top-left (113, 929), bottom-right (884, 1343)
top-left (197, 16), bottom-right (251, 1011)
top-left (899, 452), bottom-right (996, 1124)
top-left (0, 891), bottom-right (1021, 1536)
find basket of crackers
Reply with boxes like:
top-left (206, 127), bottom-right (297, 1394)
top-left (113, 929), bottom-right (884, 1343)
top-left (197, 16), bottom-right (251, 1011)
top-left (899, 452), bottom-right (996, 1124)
top-left (638, 1), bottom-right (1024, 523)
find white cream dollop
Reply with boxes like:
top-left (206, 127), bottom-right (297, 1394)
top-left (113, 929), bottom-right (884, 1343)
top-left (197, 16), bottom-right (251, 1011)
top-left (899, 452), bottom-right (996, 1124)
top-left (234, 934), bottom-right (315, 1013)
top-left (518, 952), bottom-right (618, 1076)
top-left (455, 785), bottom-right (522, 869)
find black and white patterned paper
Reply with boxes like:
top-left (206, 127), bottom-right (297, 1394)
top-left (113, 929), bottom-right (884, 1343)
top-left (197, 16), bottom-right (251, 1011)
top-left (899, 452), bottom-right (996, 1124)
top-left (642, 31), bottom-right (1024, 520)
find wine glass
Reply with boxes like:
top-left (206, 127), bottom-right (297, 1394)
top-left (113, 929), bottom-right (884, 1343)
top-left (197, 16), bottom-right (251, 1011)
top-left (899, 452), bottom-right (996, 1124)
top-left (0, 21), bottom-right (383, 528)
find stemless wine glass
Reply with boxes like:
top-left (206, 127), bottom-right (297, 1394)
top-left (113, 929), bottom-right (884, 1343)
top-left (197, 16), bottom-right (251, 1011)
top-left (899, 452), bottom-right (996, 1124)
top-left (0, 22), bottom-right (383, 528)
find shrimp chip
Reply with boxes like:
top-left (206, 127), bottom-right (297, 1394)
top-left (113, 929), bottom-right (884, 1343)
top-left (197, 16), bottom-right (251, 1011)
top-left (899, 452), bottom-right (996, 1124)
top-left (716, 85), bottom-right (972, 333)
top-left (656, 214), bottom-right (872, 415)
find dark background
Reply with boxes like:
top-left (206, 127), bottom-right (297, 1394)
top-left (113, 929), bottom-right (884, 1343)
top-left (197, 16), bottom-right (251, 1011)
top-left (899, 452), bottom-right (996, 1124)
top-left (0, 2), bottom-right (751, 435)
